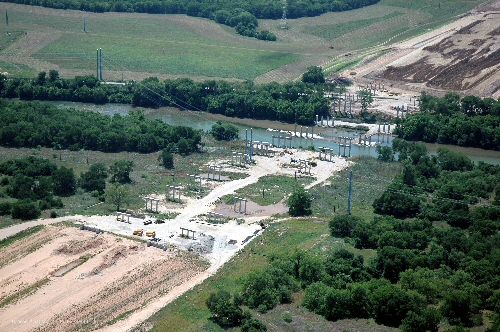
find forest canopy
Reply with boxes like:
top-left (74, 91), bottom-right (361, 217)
top-left (0, 98), bottom-right (201, 154)
top-left (0, 73), bottom-right (332, 126)
top-left (394, 92), bottom-right (500, 150)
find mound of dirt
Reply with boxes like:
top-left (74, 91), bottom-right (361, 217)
top-left (89, 244), bottom-right (141, 276)
top-left (55, 236), bottom-right (105, 255)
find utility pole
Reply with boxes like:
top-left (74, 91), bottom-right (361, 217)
top-left (245, 129), bottom-right (248, 160)
top-left (250, 128), bottom-right (253, 162)
top-left (347, 170), bottom-right (352, 215)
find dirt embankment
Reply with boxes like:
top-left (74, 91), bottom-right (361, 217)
top-left (344, 3), bottom-right (500, 99)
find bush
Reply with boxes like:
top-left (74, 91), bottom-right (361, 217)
top-left (329, 214), bottom-right (363, 237)
top-left (282, 311), bottom-right (292, 323)
top-left (206, 290), bottom-right (243, 326)
top-left (158, 149), bottom-right (174, 169)
top-left (241, 317), bottom-right (267, 332)
top-left (0, 201), bottom-right (11, 215)
top-left (211, 121), bottom-right (239, 141)
top-left (11, 200), bottom-right (41, 220)
top-left (286, 186), bottom-right (312, 217)
top-left (376, 145), bottom-right (394, 162)
top-left (50, 211), bottom-right (58, 218)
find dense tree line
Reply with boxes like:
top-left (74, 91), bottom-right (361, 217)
top-left (326, 208), bottom-right (500, 330)
top-left (394, 92), bottom-right (500, 150)
top-left (0, 98), bottom-right (201, 154)
top-left (0, 156), bottom-right (140, 219)
top-left (4, 0), bottom-right (381, 19)
top-left (327, 145), bottom-right (500, 330)
top-left (1, 72), bottom-right (332, 126)
top-left (373, 140), bottom-right (500, 227)
top-left (3, 0), bottom-right (382, 40)
top-left (133, 77), bottom-right (331, 125)
top-left (1, 72), bottom-right (131, 104)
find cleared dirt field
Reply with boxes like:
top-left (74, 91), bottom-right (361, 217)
top-left (348, 1), bottom-right (500, 98)
top-left (0, 225), bottom-right (207, 332)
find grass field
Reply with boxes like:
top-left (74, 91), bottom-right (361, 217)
top-left (0, 0), bottom-right (488, 82)
top-left (0, 132), bottom-right (242, 229)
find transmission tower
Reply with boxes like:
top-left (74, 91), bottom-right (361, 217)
top-left (280, 0), bottom-right (287, 29)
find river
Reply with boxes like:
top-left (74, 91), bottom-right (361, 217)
top-left (50, 101), bottom-right (500, 165)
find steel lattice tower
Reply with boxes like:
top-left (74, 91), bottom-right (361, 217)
top-left (280, 0), bottom-right (287, 29)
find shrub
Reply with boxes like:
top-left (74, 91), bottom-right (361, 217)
top-left (286, 186), bottom-right (312, 217)
top-left (11, 200), bottom-right (41, 220)
top-left (0, 201), bottom-right (12, 215)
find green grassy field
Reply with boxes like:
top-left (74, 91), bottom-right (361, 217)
top-left (0, 132), bottom-right (242, 229)
top-left (0, 0), bottom-right (488, 81)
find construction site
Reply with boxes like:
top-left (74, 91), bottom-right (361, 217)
top-left (2, 2), bottom-right (500, 331)
top-left (0, 146), bottom-right (351, 332)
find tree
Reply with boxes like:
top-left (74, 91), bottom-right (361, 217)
top-left (211, 121), bottom-right (239, 141)
top-left (206, 290), bottom-right (244, 326)
top-left (286, 186), bottom-right (312, 216)
top-left (303, 282), bottom-right (330, 316)
top-left (176, 138), bottom-right (190, 156)
top-left (37, 71), bottom-right (47, 86)
top-left (440, 290), bottom-right (482, 327)
top-left (302, 66), bottom-right (325, 84)
top-left (371, 284), bottom-right (425, 327)
top-left (400, 308), bottom-right (441, 332)
top-left (105, 183), bottom-right (131, 211)
top-left (110, 159), bottom-right (134, 184)
top-left (11, 200), bottom-right (41, 220)
top-left (0, 201), bottom-right (11, 215)
top-left (373, 182), bottom-right (421, 219)
top-left (48, 69), bottom-right (59, 82)
top-left (158, 149), bottom-right (174, 169)
top-left (51, 166), bottom-right (76, 196)
top-left (329, 214), bottom-right (363, 238)
top-left (241, 266), bottom-right (297, 312)
top-left (376, 145), bottom-right (394, 162)
top-left (359, 89), bottom-right (373, 113)
top-left (79, 162), bottom-right (108, 193)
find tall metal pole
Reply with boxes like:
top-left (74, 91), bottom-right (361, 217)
top-left (99, 48), bottom-right (102, 80)
top-left (347, 170), bottom-right (352, 215)
top-left (250, 128), bottom-right (253, 162)
top-left (245, 129), bottom-right (248, 158)
top-left (97, 49), bottom-right (99, 78)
